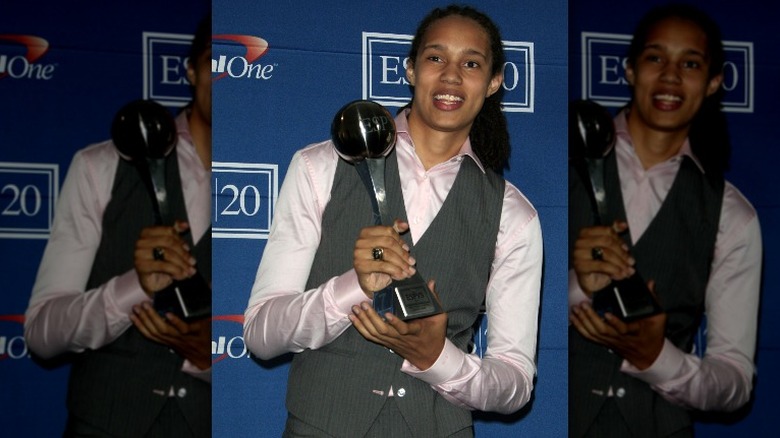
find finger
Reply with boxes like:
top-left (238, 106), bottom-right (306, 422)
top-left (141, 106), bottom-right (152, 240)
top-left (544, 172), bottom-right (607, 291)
top-left (354, 233), bottom-right (415, 279)
top-left (130, 313), bottom-right (160, 342)
top-left (173, 220), bottom-right (190, 234)
top-left (139, 302), bottom-right (179, 336)
top-left (569, 311), bottom-right (601, 344)
top-left (604, 313), bottom-right (631, 335)
top-left (392, 219), bottom-right (410, 235)
top-left (164, 313), bottom-right (191, 334)
top-left (136, 234), bottom-right (195, 267)
top-left (384, 313), bottom-right (417, 336)
top-left (578, 303), bottom-right (619, 339)
top-left (357, 302), bottom-right (394, 337)
top-left (349, 311), bottom-right (382, 344)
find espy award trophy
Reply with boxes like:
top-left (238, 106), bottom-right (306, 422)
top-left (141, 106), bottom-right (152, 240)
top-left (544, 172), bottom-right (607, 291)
top-left (112, 99), bottom-right (211, 321)
top-left (331, 100), bottom-right (442, 320)
top-left (569, 99), bottom-right (661, 322)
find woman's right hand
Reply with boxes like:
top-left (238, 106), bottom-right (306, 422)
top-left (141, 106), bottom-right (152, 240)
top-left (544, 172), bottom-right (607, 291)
top-left (572, 220), bottom-right (635, 296)
top-left (353, 219), bottom-right (417, 298)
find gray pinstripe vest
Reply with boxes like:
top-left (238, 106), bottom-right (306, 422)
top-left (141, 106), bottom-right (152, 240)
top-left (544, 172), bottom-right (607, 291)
top-left (569, 151), bottom-right (723, 437)
top-left (288, 149), bottom-right (504, 437)
top-left (66, 150), bottom-right (211, 437)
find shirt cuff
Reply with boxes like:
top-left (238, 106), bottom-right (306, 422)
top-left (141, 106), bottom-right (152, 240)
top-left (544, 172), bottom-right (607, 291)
top-left (330, 269), bottom-right (370, 316)
top-left (112, 270), bottom-right (151, 315)
top-left (620, 338), bottom-right (684, 385)
top-left (401, 338), bottom-right (463, 385)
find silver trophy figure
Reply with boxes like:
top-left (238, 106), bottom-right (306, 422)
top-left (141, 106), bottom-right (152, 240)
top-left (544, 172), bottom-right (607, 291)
top-left (112, 100), bottom-right (211, 321)
top-left (331, 100), bottom-right (442, 320)
top-left (570, 99), bottom-right (661, 322)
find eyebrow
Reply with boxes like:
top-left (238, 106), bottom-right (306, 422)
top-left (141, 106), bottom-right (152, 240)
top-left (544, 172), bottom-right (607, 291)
top-left (643, 43), bottom-right (707, 59)
top-left (422, 43), bottom-right (489, 60)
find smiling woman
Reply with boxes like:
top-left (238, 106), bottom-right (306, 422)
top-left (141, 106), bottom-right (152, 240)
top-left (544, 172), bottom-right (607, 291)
top-left (241, 4), bottom-right (542, 437)
top-left (568, 4), bottom-right (762, 437)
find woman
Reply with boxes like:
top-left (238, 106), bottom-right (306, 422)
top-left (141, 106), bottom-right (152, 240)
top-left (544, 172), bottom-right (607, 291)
top-left (244, 5), bottom-right (542, 436)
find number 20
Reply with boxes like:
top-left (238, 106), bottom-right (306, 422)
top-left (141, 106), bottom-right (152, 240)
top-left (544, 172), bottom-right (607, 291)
top-left (219, 184), bottom-right (261, 216)
top-left (2, 184), bottom-right (42, 217)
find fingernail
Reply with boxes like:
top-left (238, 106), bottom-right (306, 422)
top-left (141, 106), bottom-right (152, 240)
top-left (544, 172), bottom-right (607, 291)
top-left (361, 302), bottom-right (370, 311)
top-left (352, 305), bottom-right (361, 315)
top-left (408, 256), bottom-right (416, 265)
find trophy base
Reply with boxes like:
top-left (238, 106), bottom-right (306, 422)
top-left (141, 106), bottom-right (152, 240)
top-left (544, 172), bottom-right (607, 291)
top-left (373, 275), bottom-right (442, 321)
top-left (591, 273), bottom-right (662, 322)
top-left (153, 273), bottom-right (212, 321)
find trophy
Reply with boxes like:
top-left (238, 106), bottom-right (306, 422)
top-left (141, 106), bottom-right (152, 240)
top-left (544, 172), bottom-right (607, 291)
top-left (331, 100), bottom-right (442, 320)
top-left (112, 99), bottom-right (211, 321)
top-left (569, 100), bottom-right (661, 322)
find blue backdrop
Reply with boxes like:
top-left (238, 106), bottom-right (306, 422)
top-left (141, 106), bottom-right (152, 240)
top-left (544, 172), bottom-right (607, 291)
top-left (0, 1), bottom-right (208, 436)
top-left (2, 1), bottom-right (776, 437)
top-left (570, 0), bottom-right (779, 436)
top-left (211, 1), bottom-right (567, 437)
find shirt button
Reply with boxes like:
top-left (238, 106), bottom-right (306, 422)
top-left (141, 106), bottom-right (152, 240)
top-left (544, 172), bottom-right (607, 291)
top-left (397, 388), bottom-right (406, 397)
top-left (616, 387), bottom-right (626, 398)
top-left (177, 388), bottom-right (188, 398)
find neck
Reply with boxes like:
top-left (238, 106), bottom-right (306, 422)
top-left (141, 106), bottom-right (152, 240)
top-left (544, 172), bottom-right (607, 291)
top-left (626, 113), bottom-right (688, 170)
top-left (188, 109), bottom-right (211, 169)
top-left (406, 113), bottom-right (470, 170)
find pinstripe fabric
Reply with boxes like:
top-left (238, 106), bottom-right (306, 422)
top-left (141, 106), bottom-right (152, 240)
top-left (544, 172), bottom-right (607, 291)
top-left (66, 152), bottom-right (211, 437)
top-left (286, 150), bottom-right (503, 437)
top-left (569, 152), bottom-right (722, 438)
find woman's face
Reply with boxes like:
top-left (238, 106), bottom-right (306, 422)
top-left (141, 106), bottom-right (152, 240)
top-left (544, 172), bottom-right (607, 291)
top-left (626, 17), bottom-right (722, 135)
top-left (406, 15), bottom-right (502, 139)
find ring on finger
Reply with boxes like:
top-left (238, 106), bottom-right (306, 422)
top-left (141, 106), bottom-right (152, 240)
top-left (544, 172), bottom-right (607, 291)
top-left (153, 247), bottom-right (165, 261)
top-left (371, 247), bottom-right (384, 261)
top-left (591, 247), bottom-right (604, 261)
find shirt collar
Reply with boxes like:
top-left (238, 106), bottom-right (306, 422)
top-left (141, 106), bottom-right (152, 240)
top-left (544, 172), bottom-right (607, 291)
top-left (614, 109), bottom-right (705, 173)
top-left (394, 108), bottom-right (486, 173)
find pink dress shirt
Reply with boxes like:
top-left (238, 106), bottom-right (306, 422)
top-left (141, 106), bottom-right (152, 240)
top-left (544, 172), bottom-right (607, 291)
top-left (25, 111), bottom-right (211, 382)
top-left (569, 111), bottom-right (761, 411)
top-left (245, 111), bottom-right (542, 414)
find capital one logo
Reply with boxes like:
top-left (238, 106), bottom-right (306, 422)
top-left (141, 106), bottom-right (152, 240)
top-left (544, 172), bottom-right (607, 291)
top-left (0, 35), bottom-right (56, 81)
top-left (142, 32), bottom-right (194, 108)
top-left (212, 35), bottom-right (274, 81)
top-left (362, 32), bottom-right (535, 113)
top-left (212, 162), bottom-right (278, 240)
top-left (212, 314), bottom-right (251, 363)
top-left (0, 315), bottom-right (29, 360)
top-left (581, 32), bottom-right (754, 113)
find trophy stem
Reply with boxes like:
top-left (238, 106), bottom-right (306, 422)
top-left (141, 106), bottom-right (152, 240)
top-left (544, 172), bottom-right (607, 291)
top-left (586, 158), bottom-right (607, 225)
top-left (146, 157), bottom-right (170, 225)
top-left (355, 158), bottom-right (391, 226)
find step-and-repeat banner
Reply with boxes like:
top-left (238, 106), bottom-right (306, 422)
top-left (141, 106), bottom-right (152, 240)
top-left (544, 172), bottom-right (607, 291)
top-left (570, 0), bottom-right (778, 435)
top-left (212, 0), bottom-right (567, 436)
top-left (0, 2), bottom-right (208, 436)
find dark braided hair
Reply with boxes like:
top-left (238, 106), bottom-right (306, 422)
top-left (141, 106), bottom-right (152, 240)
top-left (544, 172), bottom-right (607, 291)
top-left (404, 4), bottom-right (510, 173)
top-left (626, 3), bottom-right (730, 176)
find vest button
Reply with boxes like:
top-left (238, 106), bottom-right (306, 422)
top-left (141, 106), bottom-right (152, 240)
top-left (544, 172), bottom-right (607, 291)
top-left (616, 387), bottom-right (626, 398)
top-left (177, 388), bottom-right (188, 398)
top-left (397, 388), bottom-right (406, 397)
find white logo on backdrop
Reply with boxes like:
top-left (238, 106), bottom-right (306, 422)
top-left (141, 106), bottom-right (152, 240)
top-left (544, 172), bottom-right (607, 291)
top-left (142, 32), bottom-right (194, 108)
top-left (581, 32), bottom-right (754, 113)
top-left (0, 162), bottom-right (58, 239)
top-left (362, 32), bottom-right (535, 113)
top-left (212, 162), bottom-right (278, 240)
